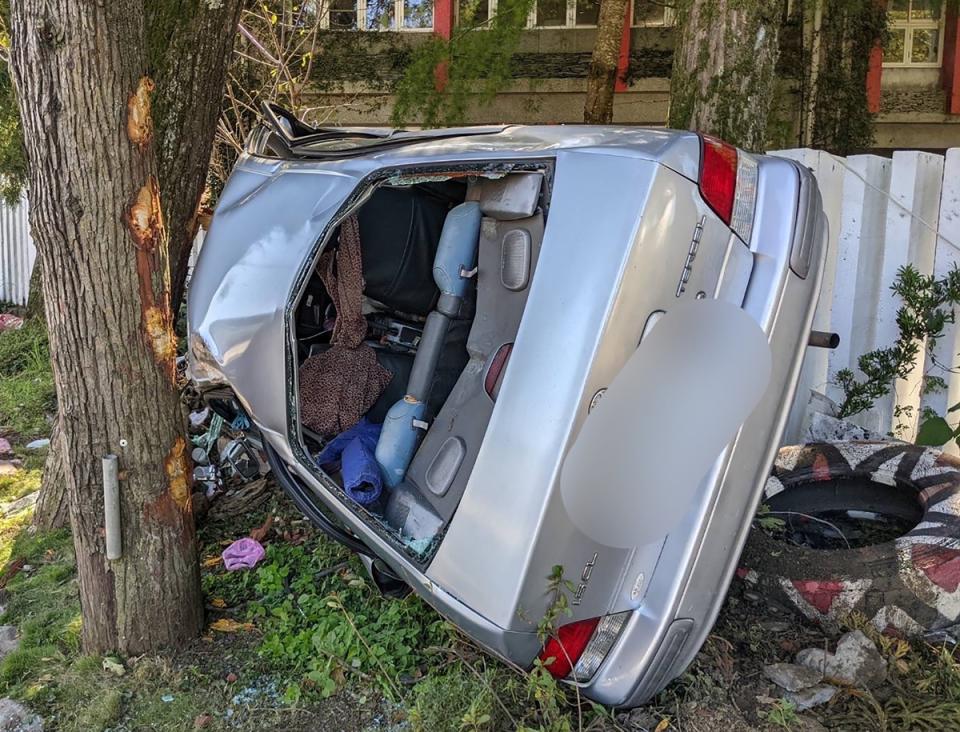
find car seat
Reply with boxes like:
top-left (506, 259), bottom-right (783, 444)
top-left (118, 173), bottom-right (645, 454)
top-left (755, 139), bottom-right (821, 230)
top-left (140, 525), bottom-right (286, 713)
top-left (375, 202), bottom-right (482, 488)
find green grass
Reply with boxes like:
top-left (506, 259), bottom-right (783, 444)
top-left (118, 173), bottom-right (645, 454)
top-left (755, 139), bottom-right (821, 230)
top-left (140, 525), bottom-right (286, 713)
top-left (0, 319), bottom-right (55, 439)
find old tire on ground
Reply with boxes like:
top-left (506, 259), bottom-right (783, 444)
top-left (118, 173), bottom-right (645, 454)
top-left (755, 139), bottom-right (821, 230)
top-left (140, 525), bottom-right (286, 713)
top-left (739, 441), bottom-right (960, 636)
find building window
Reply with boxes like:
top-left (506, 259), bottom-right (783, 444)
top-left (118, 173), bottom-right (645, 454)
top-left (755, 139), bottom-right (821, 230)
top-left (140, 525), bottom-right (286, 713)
top-left (883, 0), bottom-right (944, 66)
top-left (526, 0), bottom-right (669, 27)
top-left (458, 0), bottom-right (492, 25)
top-left (324, 0), bottom-right (434, 30)
top-left (632, 0), bottom-right (670, 27)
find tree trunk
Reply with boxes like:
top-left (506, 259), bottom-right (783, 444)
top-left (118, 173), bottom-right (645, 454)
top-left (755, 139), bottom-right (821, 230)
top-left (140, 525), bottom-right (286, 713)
top-left (669, 0), bottom-right (785, 151)
top-left (583, 0), bottom-right (629, 124)
top-left (148, 4), bottom-right (244, 311)
top-left (33, 415), bottom-right (68, 531)
top-left (9, 0), bottom-right (238, 654)
top-left (25, 258), bottom-right (43, 321)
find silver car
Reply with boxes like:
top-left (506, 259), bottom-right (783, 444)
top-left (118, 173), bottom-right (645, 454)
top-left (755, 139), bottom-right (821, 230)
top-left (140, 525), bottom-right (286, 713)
top-left (187, 105), bottom-right (827, 706)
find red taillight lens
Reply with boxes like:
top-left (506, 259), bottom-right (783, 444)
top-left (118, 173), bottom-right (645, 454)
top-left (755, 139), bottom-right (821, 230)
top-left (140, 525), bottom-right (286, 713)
top-left (538, 617), bottom-right (601, 679)
top-left (484, 343), bottom-right (513, 400)
top-left (698, 135), bottom-right (738, 225)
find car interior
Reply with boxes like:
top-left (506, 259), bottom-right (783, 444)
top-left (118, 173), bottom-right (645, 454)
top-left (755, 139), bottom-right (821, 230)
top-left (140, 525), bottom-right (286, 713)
top-left (293, 166), bottom-right (552, 558)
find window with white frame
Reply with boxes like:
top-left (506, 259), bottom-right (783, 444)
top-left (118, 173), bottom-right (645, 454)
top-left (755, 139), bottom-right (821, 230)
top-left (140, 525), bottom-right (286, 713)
top-left (883, 0), bottom-right (945, 66)
top-left (524, 0), bottom-right (669, 28)
top-left (325, 0), bottom-right (435, 29)
top-left (632, 0), bottom-right (671, 27)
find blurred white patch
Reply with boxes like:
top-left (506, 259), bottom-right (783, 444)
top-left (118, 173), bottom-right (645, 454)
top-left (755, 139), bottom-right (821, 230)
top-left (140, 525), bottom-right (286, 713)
top-left (560, 300), bottom-right (772, 548)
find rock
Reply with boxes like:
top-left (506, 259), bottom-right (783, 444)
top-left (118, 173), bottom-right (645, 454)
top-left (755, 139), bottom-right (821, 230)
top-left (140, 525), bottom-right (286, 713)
top-left (0, 464), bottom-right (17, 477)
top-left (24, 440), bottom-right (49, 451)
top-left (784, 684), bottom-right (837, 711)
top-left (0, 627), bottom-right (19, 661)
top-left (796, 630), bottom-right (887, 688)
top-left (0, 698), bottom-right (43, 731)
top-left (763, 662), bottom-right (822, 692)
top-left (806, 411), bottom-right (889, 443)
top-left (0, 439), bottom-right (12, 458)
top-left (2, 493), bottom-right (37, 518)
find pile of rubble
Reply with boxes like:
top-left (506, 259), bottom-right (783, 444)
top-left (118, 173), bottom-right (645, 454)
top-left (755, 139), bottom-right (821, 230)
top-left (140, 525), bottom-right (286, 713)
top-left (763, 630), bottom-right (887, 711)
top-left (184, 401), bottom-right (271, 523)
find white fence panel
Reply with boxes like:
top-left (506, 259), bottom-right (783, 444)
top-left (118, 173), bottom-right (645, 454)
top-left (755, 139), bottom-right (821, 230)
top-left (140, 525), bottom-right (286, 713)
top-left (779, 146), bottom-right (960, 444)
top-left (0, 193), bottom-right (36, 306)
top-left (936, 149), bottom-right (960, 454)
top-left (885, 152), bottom-right (944, 442)
top-left (774, 149), bottom-right (843, 443)
top-left (834, 155), bottom-right (892, 417)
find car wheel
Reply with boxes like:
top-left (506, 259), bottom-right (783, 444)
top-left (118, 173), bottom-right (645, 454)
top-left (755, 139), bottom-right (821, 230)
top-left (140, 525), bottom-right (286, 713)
top-left (738, 441), bottom-right (960, 636)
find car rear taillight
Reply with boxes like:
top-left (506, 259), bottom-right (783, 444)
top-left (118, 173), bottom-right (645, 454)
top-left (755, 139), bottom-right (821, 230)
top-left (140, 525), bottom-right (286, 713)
top-left (484, 343), bottom-right (512, 399)
top-left (539, 612), bottom-right (630, 681)
top-left (539, 617), bottom-right (600, 679)
top-left (698, 134), bottom-right (758, 244)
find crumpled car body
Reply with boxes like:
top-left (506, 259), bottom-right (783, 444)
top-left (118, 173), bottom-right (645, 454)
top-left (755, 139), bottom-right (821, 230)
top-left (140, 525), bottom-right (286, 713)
top-left (187, 110), bottom-right (827, 706)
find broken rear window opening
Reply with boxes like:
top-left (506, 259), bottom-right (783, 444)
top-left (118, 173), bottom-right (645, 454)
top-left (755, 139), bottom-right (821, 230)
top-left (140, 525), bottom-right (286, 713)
top-left (249, 103), bottom-right (509, 160)
top-left (288, 163), bottom-right (553, 563)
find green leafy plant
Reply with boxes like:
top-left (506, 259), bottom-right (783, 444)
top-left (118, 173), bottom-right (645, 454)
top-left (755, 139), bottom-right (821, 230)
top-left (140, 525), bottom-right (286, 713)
top-left (391, 0), bottom-right (535, 127)
top-left (836, 264), bottom-right (960, 432)
top-left (761, 698), bottom-right (798, 728)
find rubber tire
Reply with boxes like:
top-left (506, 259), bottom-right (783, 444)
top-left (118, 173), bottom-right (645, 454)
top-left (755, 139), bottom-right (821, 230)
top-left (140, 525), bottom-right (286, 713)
top-left (738, 441), bottom-right (960, 636)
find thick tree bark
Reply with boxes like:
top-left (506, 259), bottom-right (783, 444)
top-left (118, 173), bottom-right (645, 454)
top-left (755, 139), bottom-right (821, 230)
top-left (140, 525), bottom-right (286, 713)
top-left (25, 258), bottom-right (43, 320)
top-left (33, 414), bottom-right (68, 531)
top-left (148, 4), bottom-right (243, 310)
top-left (583, 0), bottom-right (630, 124)
top-left (669, 0), bottom-right (785, 151)
top-left (9, 0), bottom-right (238, 654)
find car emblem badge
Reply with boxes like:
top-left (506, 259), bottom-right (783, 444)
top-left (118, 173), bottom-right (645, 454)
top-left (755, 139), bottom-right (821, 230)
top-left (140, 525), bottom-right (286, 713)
top-left (676, 215), bottom-right (706, 297)
top-left (573, 552), bottom-right (599, 606)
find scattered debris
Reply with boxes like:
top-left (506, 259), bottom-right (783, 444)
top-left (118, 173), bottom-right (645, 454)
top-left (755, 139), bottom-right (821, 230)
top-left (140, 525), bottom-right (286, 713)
top-left (189, 407), bottom-right (210, 429)
top-left (207, 479), bottom-right (270, 521)
top-left (2, 492), bottom-right (37, 518)
top-left (222, 538), bottom-right (265, 571)
top-left (249, 515), bottom-right (273, 544)
top-left (0, 698), bottom-right (43, 731)
top-left (0, 315), bottom-right (24, 332)
top-left (805, 411), bottom-right (890, 443)
top-left (161, 694), bottom-right (175, 703)
top-left (24, 439), bottom-right (50, 451)
top-left (209, 619), bottom-right (255, 633)
top-left (796, 630), bottom-right (887, 688)
top-left (763, 662), bottom-right (822, 692)
top-left (784, 684), bottom-right (837, 712)
top-left (102, 657), bottom-right (126, 676)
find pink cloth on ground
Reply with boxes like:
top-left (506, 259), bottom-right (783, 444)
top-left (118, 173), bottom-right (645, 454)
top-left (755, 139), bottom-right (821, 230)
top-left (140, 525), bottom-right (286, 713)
top-left (221, 537), bottom-right (266, 570)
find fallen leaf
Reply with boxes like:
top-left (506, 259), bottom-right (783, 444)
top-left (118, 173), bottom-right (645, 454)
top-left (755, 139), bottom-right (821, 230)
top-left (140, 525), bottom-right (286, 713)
top-left (249, 515), bottom-right (274, 543)
top-left (655, 720), bottom-right (671, 732)
top-left (210, 598), bottom-right (226, 608)
top-left (201, 556), bottom-right (222, 569)
top-left (194, 713), bottom-right (213, 729)
top-left (226, 672), bottom-right (237, 683)
top-left (209, 618), bottom-right (255, 633)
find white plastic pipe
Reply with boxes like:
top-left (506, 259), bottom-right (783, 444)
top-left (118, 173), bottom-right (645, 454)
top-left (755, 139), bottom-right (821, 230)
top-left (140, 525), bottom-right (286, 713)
top-left (102, 454), bottom-right (121, 560)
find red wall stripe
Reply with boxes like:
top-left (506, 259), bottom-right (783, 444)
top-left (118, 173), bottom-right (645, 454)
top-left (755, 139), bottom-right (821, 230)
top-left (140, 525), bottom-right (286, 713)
top-left (615, 4), bottom-right (631, 93)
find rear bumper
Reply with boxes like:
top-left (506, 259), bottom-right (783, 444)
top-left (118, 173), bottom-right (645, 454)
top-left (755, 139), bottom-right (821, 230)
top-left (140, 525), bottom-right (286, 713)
top-left (580, 159), bottom-right (827, 706)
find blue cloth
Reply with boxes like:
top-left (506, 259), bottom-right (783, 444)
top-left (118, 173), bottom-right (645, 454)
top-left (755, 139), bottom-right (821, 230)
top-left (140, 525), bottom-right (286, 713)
top-left (316, 418), bottom-right (383, 505)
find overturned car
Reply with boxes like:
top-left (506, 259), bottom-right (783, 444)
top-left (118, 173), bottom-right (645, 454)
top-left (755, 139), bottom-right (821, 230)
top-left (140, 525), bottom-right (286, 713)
top-left (187, 105), bottom-right (827, 706)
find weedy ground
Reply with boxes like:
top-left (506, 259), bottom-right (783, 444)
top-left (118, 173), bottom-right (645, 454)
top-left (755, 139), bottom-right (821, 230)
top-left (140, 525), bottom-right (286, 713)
top-left (0, 318), bottom-right (959, 730)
